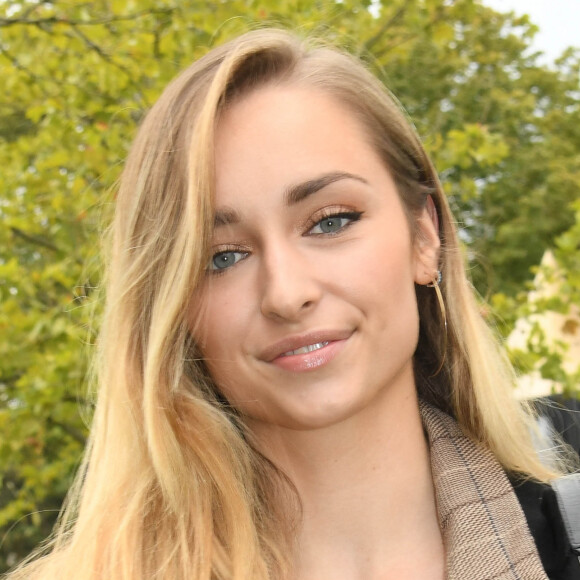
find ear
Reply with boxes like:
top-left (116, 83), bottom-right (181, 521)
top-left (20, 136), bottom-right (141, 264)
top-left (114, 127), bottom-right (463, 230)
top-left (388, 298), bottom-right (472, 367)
top-left (413, 195), bottom-right (441, 285)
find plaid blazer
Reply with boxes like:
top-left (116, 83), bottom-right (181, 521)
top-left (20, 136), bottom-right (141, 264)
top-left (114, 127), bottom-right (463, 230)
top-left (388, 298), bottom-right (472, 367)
top-left (420, 402), bottom-right (579, 580)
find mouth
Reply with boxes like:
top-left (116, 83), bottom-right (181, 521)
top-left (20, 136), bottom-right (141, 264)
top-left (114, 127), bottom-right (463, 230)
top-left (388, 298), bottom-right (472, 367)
top-left (259, 330), bottom-right (353, 372)
top-left (281, 342), bottom-right (329, 357)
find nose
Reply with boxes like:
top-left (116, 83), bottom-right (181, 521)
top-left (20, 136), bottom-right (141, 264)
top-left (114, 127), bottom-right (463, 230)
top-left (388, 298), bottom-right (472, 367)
top-left (259, 242), bottom-right (322, 322)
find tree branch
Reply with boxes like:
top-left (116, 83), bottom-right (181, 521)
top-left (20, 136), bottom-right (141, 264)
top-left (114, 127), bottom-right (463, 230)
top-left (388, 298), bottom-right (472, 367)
top-left (47, 417), bottom-right (87, 445)
top-left (0, 373), bottom-right (23, 387)
top-left (364, 0), bottom-right (413, 52)
top-left (68, 24), bottom-right (150, 107)
top-left (0, 8), bottom-right (174, 28)
top-left (10, 227), bottom-right (61, 253)
top-left (62, 395), bottom-right (93, 407)
top-left (0, 47), bottom-right (51, 88)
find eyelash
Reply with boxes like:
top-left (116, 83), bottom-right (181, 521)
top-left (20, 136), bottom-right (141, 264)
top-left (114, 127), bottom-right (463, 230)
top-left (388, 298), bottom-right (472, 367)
top-left (208, 247), bottom-right (249, 274)
top-left (208, 208), bottom-right (363, 274)
top-left (306, 209), bottom-right (363, 236)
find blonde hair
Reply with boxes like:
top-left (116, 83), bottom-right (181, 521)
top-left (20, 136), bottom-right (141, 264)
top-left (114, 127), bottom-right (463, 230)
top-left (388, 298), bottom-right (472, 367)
top-left (9, 28), bottom-right (559, 580)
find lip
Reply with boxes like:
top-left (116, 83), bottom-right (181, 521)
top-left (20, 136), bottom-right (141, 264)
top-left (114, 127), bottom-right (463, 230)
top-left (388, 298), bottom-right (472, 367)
top-left (259, 329), bottom-right (353, 371)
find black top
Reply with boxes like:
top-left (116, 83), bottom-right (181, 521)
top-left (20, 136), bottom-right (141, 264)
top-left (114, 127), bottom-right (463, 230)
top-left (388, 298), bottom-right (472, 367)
top-left (536, 396), bottom-right (580, 457)
top-left (513, 478), bottom-right (580, 579)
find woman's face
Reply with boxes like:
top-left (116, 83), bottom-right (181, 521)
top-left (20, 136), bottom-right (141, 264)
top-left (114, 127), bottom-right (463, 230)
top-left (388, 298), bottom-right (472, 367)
top-left (191, 84), bottom-right (439, 432)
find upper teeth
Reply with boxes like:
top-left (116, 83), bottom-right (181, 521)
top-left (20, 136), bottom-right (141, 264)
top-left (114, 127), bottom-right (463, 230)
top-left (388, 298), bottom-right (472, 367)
top-left (283, 342), bottom-right (328, 356)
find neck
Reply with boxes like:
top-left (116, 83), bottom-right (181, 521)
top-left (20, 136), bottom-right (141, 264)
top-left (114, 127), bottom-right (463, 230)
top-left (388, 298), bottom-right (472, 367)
top-left (251, 375), bottom-right (445, 580)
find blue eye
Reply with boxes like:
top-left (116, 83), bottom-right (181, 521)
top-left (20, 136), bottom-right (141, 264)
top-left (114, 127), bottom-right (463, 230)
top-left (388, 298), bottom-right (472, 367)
top-left (309, 212), bottom-right (362, 235)
top-left (209, 250), bottom-right (247, 271)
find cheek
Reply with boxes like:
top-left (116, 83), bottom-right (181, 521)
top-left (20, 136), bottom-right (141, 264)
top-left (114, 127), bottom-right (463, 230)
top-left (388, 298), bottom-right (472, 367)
top-left (341, 233), bottom-right (416, 294)
top-left (347, 235), bottom-right (420, 337)
top-left (190, 282), bottom-right (252, 364)
top-left (191, 297), bottom-right (244, 400)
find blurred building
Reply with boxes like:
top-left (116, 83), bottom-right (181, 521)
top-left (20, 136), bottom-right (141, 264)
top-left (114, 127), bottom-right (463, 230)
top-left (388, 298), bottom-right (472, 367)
top-left (507, 251), bottom-right (580, 399)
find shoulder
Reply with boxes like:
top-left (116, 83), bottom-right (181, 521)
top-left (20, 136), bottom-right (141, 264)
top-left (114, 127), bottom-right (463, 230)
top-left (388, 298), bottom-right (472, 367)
top-left (512, 477), bottom-right (580, 580)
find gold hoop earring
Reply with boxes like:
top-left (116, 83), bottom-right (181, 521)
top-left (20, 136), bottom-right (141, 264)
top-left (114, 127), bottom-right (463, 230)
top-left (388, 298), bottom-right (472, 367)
top-left (427, 270), bottom-right (447, 377)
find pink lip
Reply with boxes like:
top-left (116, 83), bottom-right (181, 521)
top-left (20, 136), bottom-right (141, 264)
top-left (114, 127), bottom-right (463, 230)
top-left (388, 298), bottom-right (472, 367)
top-left (260, 330), bottom-right (353, 372)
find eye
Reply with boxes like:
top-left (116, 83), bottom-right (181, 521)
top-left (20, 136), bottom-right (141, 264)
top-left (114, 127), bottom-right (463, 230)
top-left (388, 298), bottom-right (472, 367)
top-left (209, 250), bottom-right (248, 272)
top-left (308, 211), bottom-right (362, 235)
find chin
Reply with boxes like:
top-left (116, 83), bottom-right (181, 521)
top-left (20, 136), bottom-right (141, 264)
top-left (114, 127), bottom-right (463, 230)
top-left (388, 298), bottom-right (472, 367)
top-left (244, 389), bottom-right (381, 433)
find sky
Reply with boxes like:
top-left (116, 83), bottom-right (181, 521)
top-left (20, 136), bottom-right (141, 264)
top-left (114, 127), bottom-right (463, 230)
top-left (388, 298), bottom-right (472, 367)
top-left (483, 0), bottom-right (580, 64)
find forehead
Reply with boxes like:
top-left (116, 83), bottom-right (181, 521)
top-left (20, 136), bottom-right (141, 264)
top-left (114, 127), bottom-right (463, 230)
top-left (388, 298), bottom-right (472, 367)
top-left (216, 82), bottom-right (366, 138)
top-left (213, 85), bottom-right (377, 204)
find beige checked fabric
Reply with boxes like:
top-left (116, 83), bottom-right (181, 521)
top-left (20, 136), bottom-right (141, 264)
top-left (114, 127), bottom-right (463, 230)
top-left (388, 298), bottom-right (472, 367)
top-left (420, 402), bottom-right (549, 580)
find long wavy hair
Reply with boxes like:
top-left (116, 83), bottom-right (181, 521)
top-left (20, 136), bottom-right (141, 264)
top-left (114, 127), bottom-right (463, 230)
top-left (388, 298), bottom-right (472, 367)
top-left (9, 28), bottom-right (559, 580)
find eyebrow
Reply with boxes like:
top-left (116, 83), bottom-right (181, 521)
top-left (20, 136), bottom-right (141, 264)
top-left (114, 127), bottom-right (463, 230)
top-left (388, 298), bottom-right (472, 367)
top-left (213, 171), bottom-right (367, 228)
top-left (284, 171), bottom-right (368, 205)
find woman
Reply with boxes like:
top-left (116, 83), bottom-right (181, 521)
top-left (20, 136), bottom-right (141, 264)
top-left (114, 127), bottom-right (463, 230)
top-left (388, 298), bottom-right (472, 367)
top-left (9, 28), bottom-right (579, 580)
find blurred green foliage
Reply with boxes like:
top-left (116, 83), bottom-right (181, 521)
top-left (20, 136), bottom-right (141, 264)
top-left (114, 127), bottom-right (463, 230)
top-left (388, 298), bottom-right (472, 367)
top-left (1, 0), bottom-right (579, 572)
